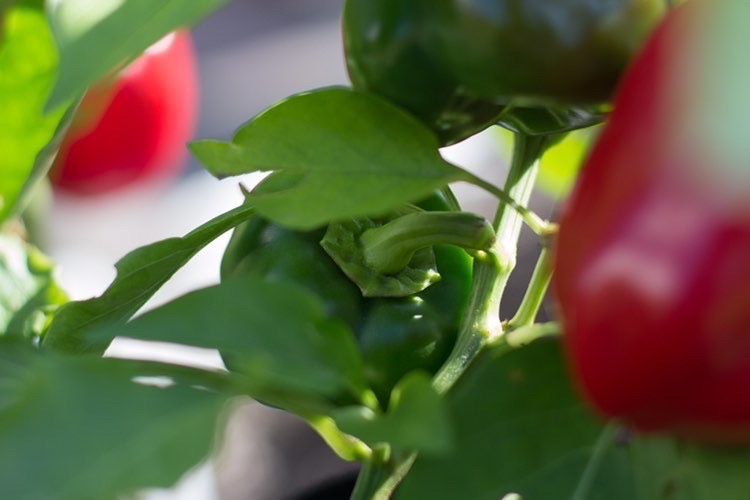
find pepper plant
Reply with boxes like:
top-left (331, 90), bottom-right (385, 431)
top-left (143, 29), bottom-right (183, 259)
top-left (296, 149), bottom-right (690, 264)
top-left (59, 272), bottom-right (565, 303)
top-left (2, 0), bottom-right (750, 499)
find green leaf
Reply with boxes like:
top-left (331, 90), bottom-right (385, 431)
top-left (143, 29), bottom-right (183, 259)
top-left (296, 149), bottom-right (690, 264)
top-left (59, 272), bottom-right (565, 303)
top-left (43, 203), bottom-right (256, 353)
top-left (87, 278), bottom-right (370, 411)
top-left (0, 0), bottom-right (67, 222)
top-left (333, 372), bottom-right (453, 455)
top-left (0, 233), bottom-right (67, 340)
top-left (396, 340), bottom-right (636, 500)
top-left (673, 446), bottom-right (750, 500)
top-left (45, 0), bottom-right (229, 109)
top-left (190, 87), bottom-right (472, 229)
top-left (629, 437), bottom-right (750, 500)
top-left (0, 340), bottom-right (226, 500)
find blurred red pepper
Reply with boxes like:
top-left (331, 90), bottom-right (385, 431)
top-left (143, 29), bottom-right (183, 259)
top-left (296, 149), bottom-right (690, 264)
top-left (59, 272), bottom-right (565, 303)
top-left (554, 1), bottom-right (750, 443)
top-left (50, 31), bottom-right (198, 195)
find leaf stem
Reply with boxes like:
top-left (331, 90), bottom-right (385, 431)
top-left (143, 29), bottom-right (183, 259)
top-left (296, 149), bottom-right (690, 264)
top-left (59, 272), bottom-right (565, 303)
top-left (370, 452), bottom-right (418, 499)
top-left (349, 445), bottom-right (393, 500)
top-left (464, 170), bottom-right (552, 235)
top-left (505, 246), bottom-right (554, 331)
top-left (433, 132), bottom-right (551, 394)
top-left (503, 321), bottom-right (560, 348)
top-left (570, 423), bottom-right (619, 500)
top-left (352, 132), bottom-right (553, 497)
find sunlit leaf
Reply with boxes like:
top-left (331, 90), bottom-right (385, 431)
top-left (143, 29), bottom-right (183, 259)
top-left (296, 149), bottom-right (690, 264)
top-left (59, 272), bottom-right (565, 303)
top-left (0, 0), bottom-right (66, 222)
top-left (43, 203), bottom-right (255, 353)
top-left (0, 233), bottom-right (67, 340)
top-left (191, 87), bottom-right (473, 229)
top-left (45, 0), bottom-right (229, 109)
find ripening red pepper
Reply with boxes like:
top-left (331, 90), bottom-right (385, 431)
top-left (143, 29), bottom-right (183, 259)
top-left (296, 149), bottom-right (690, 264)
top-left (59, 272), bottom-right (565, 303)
top-left (554, 0), bottom-right (750, 443)
top-left (50, 31), bottom-right (198, 195)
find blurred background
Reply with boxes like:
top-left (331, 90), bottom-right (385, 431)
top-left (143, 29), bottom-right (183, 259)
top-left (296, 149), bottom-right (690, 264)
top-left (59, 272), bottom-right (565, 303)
top-left (39, 0), bottom-right (553, 498)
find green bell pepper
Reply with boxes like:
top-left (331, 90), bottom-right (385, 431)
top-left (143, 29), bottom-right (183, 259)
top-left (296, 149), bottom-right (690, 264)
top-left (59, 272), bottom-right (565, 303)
top-left (424, 0), bottom-right (666, 105)
top-left (343, 0), bottom-right (630, 144)
top-left (343, 0), bottom-right (506, 146)
top-left (221, 191), bottom-right (473, 408)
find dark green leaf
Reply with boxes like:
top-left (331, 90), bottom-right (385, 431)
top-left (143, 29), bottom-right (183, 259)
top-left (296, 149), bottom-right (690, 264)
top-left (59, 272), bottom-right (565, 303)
top-left (0, 0), bottom-right (67, 222)
top-left (333, 372), bottom-right (453, 455)
top-left (629, 437), bottom-right (750, 500)
top-left (43, 203), bottom-right (255, 353)
top-left (190, 87), bottom-right (472, 229)
top-left (45, 0), bottom-right (229, 109)
top-left (0, 233), bottom-right (67, 340)
top-left (396, 340), bottom-right (636, 500)
top-left (87, 278), bottom-right (369, 410)
top-left (0, 340), bottom-right (226, 500)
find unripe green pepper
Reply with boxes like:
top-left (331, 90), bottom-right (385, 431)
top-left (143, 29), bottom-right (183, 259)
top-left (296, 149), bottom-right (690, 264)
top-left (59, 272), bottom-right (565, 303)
top-left (343, 0), bottom-right (506, 146)
top-left (221, 221), bottom-right (364, 331)
top-left (424, 0), bottom-right (666, 105)
top-left (343, 0), bottom-right (612, 145)
top-left (221, 192), bottom-right (473, 408)
top-left (359, 243), bottom-right (471, 406)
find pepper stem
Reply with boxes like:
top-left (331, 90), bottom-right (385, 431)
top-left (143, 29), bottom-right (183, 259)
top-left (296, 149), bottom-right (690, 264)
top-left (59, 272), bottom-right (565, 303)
top-left (356, 132), bottom-right (554, 496)
top-left (360, 211), bottom-right (495, 275)
top-left (463, 171), bottom-right (551, 235)
top-left (433, 132), bottom-right (552, 393)
top-left (349, 445), bottom-right (393, 500)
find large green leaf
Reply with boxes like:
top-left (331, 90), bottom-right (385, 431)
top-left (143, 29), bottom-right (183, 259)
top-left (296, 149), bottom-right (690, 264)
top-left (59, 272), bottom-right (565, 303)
top-left (396, 340), bottom-right (635, 500)
top-left (0, 340), bottom-right (226, 500)
top-left (43, 203), bottom-right (256, 353)
top-left (86, 278), bottom-right (370, 411)
top-left (45, 0), bottom-right (229, 109)
top-left (0, 233), bottom-right (67, 339)
top-left (0, 0), bottom-right (67, 222)
top-left (190, 87), bottom-right (473, 229)
top-left (391, 341), bottom-right (750, 500)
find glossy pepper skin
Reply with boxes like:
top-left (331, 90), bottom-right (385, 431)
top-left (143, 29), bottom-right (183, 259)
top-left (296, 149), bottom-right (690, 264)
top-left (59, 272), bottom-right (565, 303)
top-left (222, 192), bottom-right (473, 407)
top-left (343, 0), bottom-right (505, 146)
top-left (554, 1), bottom-right (750, 443)
top-left (423, 0), bottom-right (665, 105)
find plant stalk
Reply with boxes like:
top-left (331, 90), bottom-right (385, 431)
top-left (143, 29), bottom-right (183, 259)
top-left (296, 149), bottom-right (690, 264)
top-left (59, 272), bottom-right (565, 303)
top-left (570, 423), bottom-right (619, 500)
top-left (357, 132), bottom-right (552, 498)
top-left (505, 246), bottom-right (554, 331)
top-left (433, 132), bottom-right (550, 393)
top-left (349, 446), bottom-right (394, 500)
